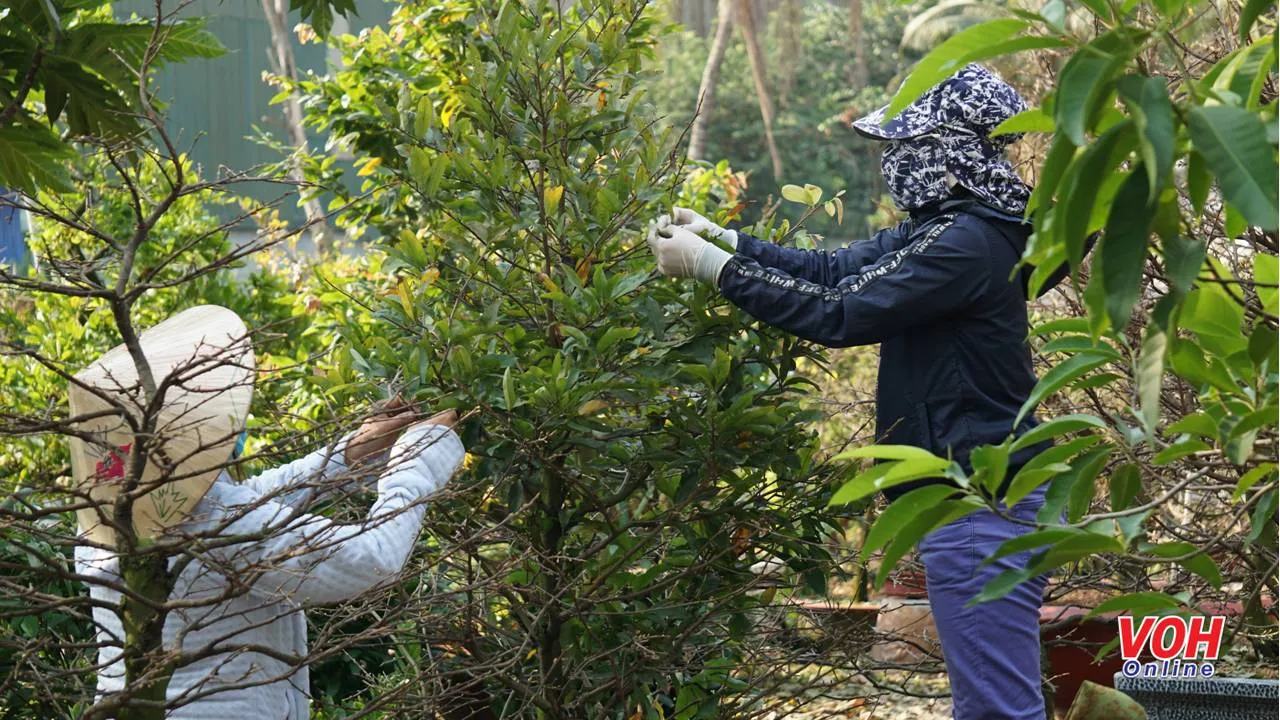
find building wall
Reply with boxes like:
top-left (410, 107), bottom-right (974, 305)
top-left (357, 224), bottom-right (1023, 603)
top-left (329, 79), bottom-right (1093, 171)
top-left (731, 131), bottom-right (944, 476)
top-left (114, 0), bottom-right (394, 224)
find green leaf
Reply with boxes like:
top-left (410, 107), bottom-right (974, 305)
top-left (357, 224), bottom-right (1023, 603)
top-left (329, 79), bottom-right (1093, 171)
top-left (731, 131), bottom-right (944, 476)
top-left (876, 500), bottom-right (980, 586)
top-left (1187, 151), bottom-right (1211, 215)
top-left (1055, 32), bottom-right (1135, 146)
top-left (1010, 415), bottom-right (1107, 453)
top-left (0, 125), bottom-right (75, 193)
top-left (1136, 325), bottom-right (1166, 432)
top-left (1099, 167), bottom-right (1156, 328)
top-left (1145, 542), bottom-right (1223, 588)
top-left (984, 528), bottom-right (1081, 564)
top-left (862, 484), bottom-right (961, 559)
top-left (1067, 447), bottom-right (1112, 522)
top-left (1161, 233), bottom-right (1207, 297)
top-left (833, 445), bottom-right (945, 462)
top-left (992, 107), bottom-right (1055, 136)
top-left (1084, 591), bottom-right (1182, 619)
top-left (1109, 463), bottom-right (1142, 511)
top-left (883, 20), bottom-right (1058, 120)
top-left (1165, 412), bottom-right (1219, 439)
top-left (1234, 463), bottom-right (1277, 501)
top-left (1058, 121), bottom-right (1133, 267)
top-left (1181, 286), bottom-right (1246, 355)
top-left (1255, 253), bottom-right (1278, 317)
top-left (1152, 439), bottom-right (1211, 465)
top-left (1186, 106), bottom-right (1280, 232)
top-left (971, 444), bottom-right (1011, 494)
top-left (501, 366), bottom-right (516, 410)
top-left (829, 456), bottom-right (954, 506)
top-left (1016, 352), bottom-right (1113, 426)
top-left (1247, 490), bottom-right (1277, 545)
top-left (1239, 0), bottom-right (1277, 42)
top-left (1027, 132), bottom-right (1079, 216)
top-left (1116, 75), bottom-right (1175, 199)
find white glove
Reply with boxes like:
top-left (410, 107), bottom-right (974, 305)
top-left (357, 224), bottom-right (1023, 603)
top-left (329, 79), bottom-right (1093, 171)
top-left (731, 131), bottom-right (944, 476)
top-left (378, 422), bottom-right (465, 498)
top-left (646, 218), bottom-right (731, 284)
top-left (672, 207), bottom-right (738, 249)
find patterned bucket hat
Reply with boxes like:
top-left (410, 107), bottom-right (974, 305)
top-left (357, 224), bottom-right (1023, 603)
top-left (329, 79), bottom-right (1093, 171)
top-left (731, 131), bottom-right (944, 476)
top-left (852, 64), bottom-right (1027, 145)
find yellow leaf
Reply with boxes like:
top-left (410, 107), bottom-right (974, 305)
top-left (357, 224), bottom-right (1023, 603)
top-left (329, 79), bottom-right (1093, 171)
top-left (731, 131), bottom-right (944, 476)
top-left (544, 184), bottom-right (565, 212)
top-left (396, 279), bottom-right (415, 319)
top-left (577, 399), bottom-right (610, 416)
top-left (357, 157), bottom-right (383, 177)
top-left (575, 251), bottom-right (596, 283)
top-left (597, 90), bottom-right (607, 110)
top-left (537, 272), bottom-right (559, 293)
top-left (421, 268), bottom-right (440, 285)
top-left (780, 184), bottom-right (809, 204)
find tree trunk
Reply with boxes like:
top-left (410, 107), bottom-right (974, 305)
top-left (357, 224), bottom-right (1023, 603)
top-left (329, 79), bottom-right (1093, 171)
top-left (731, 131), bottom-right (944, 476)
top-left (850, 0), bottom-right (868, 89)
top-left (688, 0), bottom-right (734, 162)
top-left (261, 0), bottom-right (330, 253)
top-left (777, 0), bottom-right (801, 106)
top-left (735, 0), bottom-right (783, 181)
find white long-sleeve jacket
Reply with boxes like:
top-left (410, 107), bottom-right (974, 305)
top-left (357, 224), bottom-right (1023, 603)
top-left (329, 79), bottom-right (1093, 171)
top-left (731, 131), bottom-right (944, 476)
top-left (75, 424), bottom-right (465, 719)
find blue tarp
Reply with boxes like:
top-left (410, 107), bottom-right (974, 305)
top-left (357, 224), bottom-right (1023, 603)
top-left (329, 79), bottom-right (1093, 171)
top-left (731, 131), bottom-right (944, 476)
top-left (0, 189), bottom-right (31, 272)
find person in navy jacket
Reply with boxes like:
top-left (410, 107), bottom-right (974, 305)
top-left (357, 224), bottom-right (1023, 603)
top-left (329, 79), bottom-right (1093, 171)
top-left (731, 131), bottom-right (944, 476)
top-left (648, 65), bottom-right (1061, 719)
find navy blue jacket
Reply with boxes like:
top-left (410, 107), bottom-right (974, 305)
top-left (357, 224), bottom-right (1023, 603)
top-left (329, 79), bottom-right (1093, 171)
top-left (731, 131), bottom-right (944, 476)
top-left (718, 196), bottom-right (1060, 499)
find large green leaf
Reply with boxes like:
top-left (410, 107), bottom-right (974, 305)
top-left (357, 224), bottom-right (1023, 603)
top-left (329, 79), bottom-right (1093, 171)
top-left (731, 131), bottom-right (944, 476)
top-left (1055, 31), bottom-right (1138, 146)
top-left (1084, 591), bottom-right (1182, 619)
top-left (991, 107), bottom-right (1055, 136)
top-left (1255, 253), bottom-right (1278, 317)
top-left (1010, 414), bottom-right (1107, 453)
top-left (1136, 325), bottom-right (1167, 432)
top-left (1016, 351), bottom-right (1113, 426)
top-left (876, 499), bottom-right (981, 586)
top-left (862, 484), bottom-right (960, 560)
top-left (1115, 75), bottom-right (1175, 198)
top-left (0, 124), bottom-right (74, 193)
top-left (883, 19), bottom-right (1062, 120)
top-left (1186, 106), bottom-right (1279, 232)
top-left (828, 456), bottom-right (954, 506)
top-left (1181, 285), bottom-right (1247, 356)
top-left (1239, 0), bottom-right (1277, 42)
top-left (1098, 167), bottom-right (1156, 329)
top-left (1057, 121), bottom-right (1134, 268)
top-left (1109, 462), bottom-right (1142, 511)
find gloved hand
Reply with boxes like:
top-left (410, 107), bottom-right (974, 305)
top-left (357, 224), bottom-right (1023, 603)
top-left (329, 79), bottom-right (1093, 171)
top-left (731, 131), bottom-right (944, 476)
top-left (672, 207), bottom-right (737, 249)
top-left (378, 411), bottom-right (465, 498)
top-left (646, 217), bottom-right (731, 284)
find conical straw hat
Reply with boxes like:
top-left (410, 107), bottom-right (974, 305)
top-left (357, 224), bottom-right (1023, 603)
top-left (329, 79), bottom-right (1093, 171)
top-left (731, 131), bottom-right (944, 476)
top-left (68, 305), bottom-right (254, 548)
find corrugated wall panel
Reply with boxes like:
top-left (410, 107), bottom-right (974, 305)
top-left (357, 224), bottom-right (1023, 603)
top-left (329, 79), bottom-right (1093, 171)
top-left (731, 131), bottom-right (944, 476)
top-left (114, 1), bottom-right (394, 225)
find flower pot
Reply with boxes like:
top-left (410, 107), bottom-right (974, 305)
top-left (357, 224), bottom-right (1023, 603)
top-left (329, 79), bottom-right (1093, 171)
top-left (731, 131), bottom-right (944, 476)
top-left (880, 567), bottom-right (928, 599)
top-left (1040, 605), bottom-right (1131, 713)
top-left (871, 597), bottom-right (942, 664)
top-left (787, 600), bottom-right (880, 654)
top-left (1114, 674), bottom-right (1280, 719)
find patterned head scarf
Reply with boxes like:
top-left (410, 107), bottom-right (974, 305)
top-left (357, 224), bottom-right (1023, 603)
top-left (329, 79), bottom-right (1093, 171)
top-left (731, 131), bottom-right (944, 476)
top-left (852, 64), bottom-right (1031, 216)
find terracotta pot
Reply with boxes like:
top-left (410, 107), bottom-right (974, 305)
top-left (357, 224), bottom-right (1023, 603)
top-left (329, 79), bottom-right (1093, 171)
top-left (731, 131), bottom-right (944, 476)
top-left (788, 600), bottom-right (880, 654)
top-left (1040, 605), bottom-right (1129, 713)
top-left (1038, 600), bottom-right (1267, 712)
top-left (880, 567), bottom-right (928, 599)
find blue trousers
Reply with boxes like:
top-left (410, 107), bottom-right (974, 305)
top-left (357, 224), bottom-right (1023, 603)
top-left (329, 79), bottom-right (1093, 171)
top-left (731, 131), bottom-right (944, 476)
top-left (918, 488), bottom-right (1049, 720)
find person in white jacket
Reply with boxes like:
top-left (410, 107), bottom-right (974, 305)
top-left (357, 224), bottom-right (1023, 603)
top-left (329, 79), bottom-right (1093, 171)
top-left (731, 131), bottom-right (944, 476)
top-left (69, 306), bottom-right (467, 719)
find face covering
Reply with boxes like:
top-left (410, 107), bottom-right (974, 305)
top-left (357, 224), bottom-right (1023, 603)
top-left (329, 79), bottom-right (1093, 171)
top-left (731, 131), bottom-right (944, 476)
top-left (880, 130), bottom-right (1031, 216)
top-left (853, 64), bottom-right (1032, 216)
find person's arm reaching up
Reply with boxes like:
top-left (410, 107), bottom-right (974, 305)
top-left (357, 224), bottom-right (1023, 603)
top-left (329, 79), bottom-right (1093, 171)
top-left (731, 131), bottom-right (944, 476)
top-left (201, 414), bottom-right (465, 607)
top-left (716, 214), bottom-right (990, 347)
top-left (672, 207), bottom-right (911, 286)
